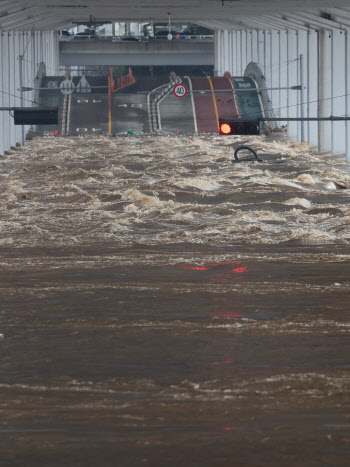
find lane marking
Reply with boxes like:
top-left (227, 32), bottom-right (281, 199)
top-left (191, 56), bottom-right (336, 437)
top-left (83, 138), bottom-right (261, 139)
top-left (77, 100), bottom-right (89, 104)
top-left (157, 79), bottom-right (181, 131)
top-left (207, 76), bottom-right (219, 131)
top-left (147, 82), bottom-right (170, 133)
top-left (224, 72), bottom-right (241, 118)
top-left (61, 94), bottom-right (67, 135)
top-left (184, 76), bottom-right (198, 134)
top-left (67, 94), bottom-right (71, 134)
top-left (108, 76), bottom-right (112, 135)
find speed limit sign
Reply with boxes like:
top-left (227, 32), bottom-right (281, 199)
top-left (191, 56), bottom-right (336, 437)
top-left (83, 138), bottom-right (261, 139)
top-left (173, 84), bottom-right (188, 98)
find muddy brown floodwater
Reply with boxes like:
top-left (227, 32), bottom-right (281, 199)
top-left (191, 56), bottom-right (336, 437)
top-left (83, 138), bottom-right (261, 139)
top-left (0, 134), bottom-right (350, 466)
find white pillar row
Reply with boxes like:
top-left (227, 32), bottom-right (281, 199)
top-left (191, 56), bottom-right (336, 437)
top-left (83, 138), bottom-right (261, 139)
top-left (214, 24), bottom-right (350, 160)
top-left (0, 30), bottom-right (59, 155)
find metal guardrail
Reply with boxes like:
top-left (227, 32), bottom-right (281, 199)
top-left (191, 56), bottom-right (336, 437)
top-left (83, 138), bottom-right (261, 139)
top-left (67, 35), bottom-right (214, 42)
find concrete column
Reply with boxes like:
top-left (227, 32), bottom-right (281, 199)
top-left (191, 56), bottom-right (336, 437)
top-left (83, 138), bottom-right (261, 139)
top-left (306, 30), bottom-right (318, 147)
top-left (297, 29), bottom-right (308, 142)
top-left (240, 30), bottom-right (247, 73)
top-left (332, 29), bottom-right (346, 155)
top-left (236, 30), bottom-right (242, 75)
top-left (231, 30), bottom-right (237, 75)
top-left (220, 30), bottom-right (225, 74)
top-left (264, 31), bottom-right (272, 90)
top-left (346, 29), bottom-right (350, 161)
top-left (257, 30), bottom-right (264, 70)
top-left (227, 30), bottom-right (233, 74)
top-left (2, 33), bottom-right (10, 152)
top-left (270, 30), bottom-right (280, 115)
top-left (0, 29), bottom-right (60, 155)
top-left (246, 31), bottom-right (252, 69)
top-left (287, 30), bottom-right (298, 139)
top-left (279, 30), bottom-right (288, 125)
top-left (214, 31), bottom-right (221, 76)
top-left (251, 30), bottom-right (258, 62)
top-left (0, 33), bottom-right (3, 155)
top-left (318, 29), bottom-right (333, 153)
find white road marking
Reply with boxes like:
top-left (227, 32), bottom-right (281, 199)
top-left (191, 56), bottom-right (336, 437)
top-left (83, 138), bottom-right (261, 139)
top-left (185, 76), bottom-right (198, 134)
top-left (67, 95), bottom-right (71, 134)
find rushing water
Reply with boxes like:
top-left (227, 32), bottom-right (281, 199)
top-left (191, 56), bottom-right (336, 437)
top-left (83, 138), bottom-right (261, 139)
top-left (0, 134), bottom-right (350, 466)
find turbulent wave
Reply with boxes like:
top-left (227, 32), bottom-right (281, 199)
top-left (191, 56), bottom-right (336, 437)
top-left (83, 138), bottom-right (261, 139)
top-left (0, 134), bottom-right (349, 247)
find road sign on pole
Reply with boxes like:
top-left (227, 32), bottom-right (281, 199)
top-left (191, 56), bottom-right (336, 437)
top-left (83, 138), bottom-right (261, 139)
top-left (173, 84), bottom-right (188, 98)
top-left (60, 79), bottom-right (75, 95)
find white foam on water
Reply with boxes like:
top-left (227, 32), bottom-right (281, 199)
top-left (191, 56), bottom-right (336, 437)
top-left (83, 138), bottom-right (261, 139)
top-left (297, 174), bottom-right (315, 185)
top-left (283, 198), bottom-right (312, 209)
top-left (170, 177), bottom-right (221, 191)
top-left (0, 135), bottom-right (349, 247)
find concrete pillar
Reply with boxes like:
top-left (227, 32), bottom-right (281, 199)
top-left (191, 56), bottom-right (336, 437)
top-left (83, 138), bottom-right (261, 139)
top-left (287, 30), bottom-right (298, 139)
top-left (332, 30), bottom-right (346, 155)
top-left (0, 33), bottom-right (3, 155)
top-left (270, 30), bottom-right (280, 115)
top-left (318, 30), bottom-right (333, 153)
top-left (346, 29), bottom-right (350, 161)
top-left (0, 29), bottom-right (59, 156)
top-left (214, 30), bottom-right (220, 76)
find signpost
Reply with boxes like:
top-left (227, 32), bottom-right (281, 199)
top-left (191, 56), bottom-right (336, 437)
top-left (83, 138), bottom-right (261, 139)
top-left (173, 83), bottom-right (188, 98)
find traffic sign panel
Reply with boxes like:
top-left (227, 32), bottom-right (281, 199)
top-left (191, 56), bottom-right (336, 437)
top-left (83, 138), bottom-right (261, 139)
top-left (60, 79), bottom-right (75, 95)
top-left (173, 84), bottom-right (188, 98)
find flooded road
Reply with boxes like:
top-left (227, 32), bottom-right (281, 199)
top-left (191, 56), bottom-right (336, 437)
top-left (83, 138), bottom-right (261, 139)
top-left (0, 135), bottom-right (350, 465)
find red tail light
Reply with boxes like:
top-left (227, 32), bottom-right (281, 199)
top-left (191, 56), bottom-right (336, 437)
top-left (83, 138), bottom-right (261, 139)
top-left (219, 123), bottom-right (232, 135)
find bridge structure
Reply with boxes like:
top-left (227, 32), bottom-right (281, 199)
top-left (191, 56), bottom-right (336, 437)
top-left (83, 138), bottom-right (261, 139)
top-left (1, 1), bottom-right (350, 160)
top-left (35, 73), bottom-right (264, 137)
top-left (59, 39), bottom-right (214, 66)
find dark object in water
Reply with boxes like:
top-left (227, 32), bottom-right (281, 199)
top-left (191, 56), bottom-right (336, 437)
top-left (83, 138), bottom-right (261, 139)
top-left (232, 146), bottom-right (263, 163)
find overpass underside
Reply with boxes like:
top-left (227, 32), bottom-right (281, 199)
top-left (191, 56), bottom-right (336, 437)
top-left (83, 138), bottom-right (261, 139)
top-left (1, 4), bottom-right (350, 161)
top-left (59, 41), bottom-right (214, 66)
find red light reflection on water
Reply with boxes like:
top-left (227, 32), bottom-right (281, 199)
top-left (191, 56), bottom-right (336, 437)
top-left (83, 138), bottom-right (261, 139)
top-left (213, 360), bottom-right (233, 365)
top-left (178, 261), bottom-right (248, 283)
top-left (232, 267), bottom-right (247, 273)
top-left (211, 311), bottom-right (242, 318)
top-left (181, 266), bottom-right (209, 271)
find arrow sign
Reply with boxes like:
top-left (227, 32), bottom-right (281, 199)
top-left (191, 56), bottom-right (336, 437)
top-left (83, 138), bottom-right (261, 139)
top-left (76, 75), bottom-right (91, 94)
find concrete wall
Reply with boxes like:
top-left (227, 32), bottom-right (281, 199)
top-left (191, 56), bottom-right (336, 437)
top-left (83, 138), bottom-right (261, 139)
top-left (0, 30), bottom-right (59, 155)
top-left (215, 27), bottom-right (350, 160)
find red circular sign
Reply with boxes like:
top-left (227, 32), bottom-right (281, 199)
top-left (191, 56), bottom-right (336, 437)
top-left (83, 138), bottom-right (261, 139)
top-left (173, 84), bottom-right (188, 98)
